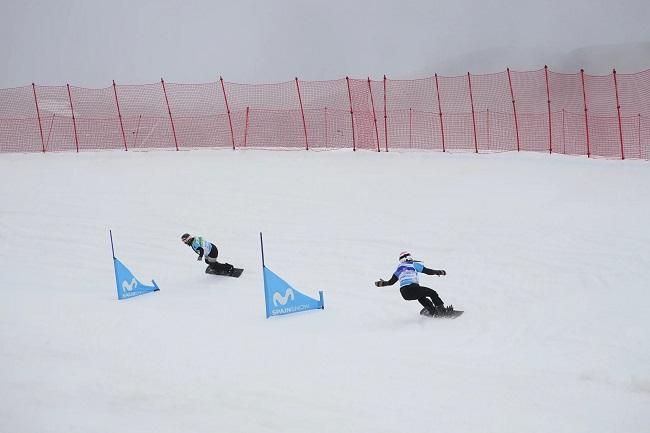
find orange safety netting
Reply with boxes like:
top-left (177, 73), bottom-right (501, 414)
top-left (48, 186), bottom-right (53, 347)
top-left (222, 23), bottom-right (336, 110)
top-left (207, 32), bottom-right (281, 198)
top-left (1, 68), bottom-right (649, 159)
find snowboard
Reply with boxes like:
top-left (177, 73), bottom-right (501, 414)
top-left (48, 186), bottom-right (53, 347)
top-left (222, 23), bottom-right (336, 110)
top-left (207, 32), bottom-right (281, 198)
top-left (205, 266), bottom-right (244, 278)
top-left (420, 307), bottom-right (464, 319)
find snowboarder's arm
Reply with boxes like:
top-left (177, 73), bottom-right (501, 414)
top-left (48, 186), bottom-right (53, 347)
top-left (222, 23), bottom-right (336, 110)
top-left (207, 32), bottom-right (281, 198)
top-left (196, 247), bottom-right (205, 261)
top-left (421, 266), bottom-right (446, 276)
top-left (375, 274), bottom-right (398, 287)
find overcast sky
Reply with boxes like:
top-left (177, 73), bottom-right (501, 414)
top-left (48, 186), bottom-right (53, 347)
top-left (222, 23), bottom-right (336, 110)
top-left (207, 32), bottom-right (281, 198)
top-left (1, 0), bottom-right (649, 87)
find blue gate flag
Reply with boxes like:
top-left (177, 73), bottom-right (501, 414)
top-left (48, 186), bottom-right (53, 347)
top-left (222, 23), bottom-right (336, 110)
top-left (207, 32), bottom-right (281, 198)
top-left (114, 257), bottom-right (160, 300)
top-left (263, 266), bottom-right (324, 318)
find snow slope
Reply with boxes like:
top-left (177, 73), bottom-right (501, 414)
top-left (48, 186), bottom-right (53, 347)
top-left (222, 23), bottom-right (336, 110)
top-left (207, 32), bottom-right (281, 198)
top-left (1, 149), bottom-right (649, 433)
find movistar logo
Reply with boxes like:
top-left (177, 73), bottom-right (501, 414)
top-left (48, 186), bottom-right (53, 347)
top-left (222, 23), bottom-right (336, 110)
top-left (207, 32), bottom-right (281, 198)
top-left (122, 278), bottom-right (138, 292)
top-left (273, 288), bottom-right (295, 306)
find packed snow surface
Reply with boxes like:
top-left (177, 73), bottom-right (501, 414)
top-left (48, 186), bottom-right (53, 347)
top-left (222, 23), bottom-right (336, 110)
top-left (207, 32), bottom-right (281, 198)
top-left (1, 149), bottom-right (649, 433)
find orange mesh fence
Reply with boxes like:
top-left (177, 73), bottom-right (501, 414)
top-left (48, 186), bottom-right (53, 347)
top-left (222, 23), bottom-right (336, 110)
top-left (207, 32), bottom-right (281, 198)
top-left (0, 85), bottom-right (41, 153)
top-left (165, 82), bottom-right (230, 149)
top-left (299, 78), bottom-right (352, 150)
top-left (67, 86), bottom-right (123, 152)
top-left (1, 68), bottom-right (649, 159)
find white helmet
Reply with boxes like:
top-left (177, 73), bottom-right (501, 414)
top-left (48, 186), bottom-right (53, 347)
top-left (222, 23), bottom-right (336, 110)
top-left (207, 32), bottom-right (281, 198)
top-left (399, 251), bottom-right (413, 263)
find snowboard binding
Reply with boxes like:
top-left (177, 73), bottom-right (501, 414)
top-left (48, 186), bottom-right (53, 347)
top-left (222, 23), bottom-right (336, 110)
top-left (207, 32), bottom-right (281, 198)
top-left (420, 305), bottom-right (461, 318)
top-left (205, 263), bottom-right (243, 278)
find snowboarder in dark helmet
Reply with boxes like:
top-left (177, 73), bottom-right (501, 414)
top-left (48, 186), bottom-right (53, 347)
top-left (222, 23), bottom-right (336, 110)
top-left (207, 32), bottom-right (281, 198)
top-left (375, 251), bottom-right (453, 316)
top-left (181, 233), bottom-right (234, 275)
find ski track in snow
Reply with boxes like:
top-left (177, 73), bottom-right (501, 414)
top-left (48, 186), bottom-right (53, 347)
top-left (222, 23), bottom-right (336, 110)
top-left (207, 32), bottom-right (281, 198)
top-left (1, 149), bottom-right (649, 433)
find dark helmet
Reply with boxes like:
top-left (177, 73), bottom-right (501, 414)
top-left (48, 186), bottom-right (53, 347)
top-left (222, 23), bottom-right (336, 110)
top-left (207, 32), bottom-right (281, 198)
top-left (181, 233), bottom-right (192, 244)
top-left (399, 251), bottom-right (413, 263)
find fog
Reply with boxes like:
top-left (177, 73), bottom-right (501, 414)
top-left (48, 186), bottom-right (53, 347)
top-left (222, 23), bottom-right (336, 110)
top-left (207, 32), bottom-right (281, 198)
top-left (1, 0), bottom-right (650, 87)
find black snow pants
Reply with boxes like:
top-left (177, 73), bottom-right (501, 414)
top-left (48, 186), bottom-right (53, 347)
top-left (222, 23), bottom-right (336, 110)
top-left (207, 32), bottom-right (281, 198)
top-left (399, 283), bottom-right (444, 312)
top-left (204, 247), bottom-right (232, 272)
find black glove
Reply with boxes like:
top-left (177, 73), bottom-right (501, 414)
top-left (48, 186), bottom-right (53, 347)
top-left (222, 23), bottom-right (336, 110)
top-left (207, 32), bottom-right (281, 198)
top-left (374, 279), bottom-right (385, 287)
top-left (197, 255), bottom-right (203, 261)
top-left (438, 270), bottom-right (446, 276)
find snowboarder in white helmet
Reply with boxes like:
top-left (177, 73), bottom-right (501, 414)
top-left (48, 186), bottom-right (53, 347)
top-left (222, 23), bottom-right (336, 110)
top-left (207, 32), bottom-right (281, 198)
top-left (375, 251), bottom-right (453, 316)
top-left (181, 233), bottom-right (234, 275)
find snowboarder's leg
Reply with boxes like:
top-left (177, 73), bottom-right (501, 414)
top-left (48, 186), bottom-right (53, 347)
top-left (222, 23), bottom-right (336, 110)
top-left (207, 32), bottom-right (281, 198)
top-left (205, 249), bottom-right (222, 270)
top-left (400, 284), bottom-right (435, 315)
top-left (205, 259), bottom-right (233, 274)
top-left (401, 284), bottom-right (447, 315)
top-left (420, 286), bottom-right (451, 315)
top-left (205, 247), bottom-right (219, 263)
top-left (203, 247), bottom-right (235, 274)
top-left (416, 297), bottom-right (436, 313)
top-left (419, 286), bottom-right (444, 308)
